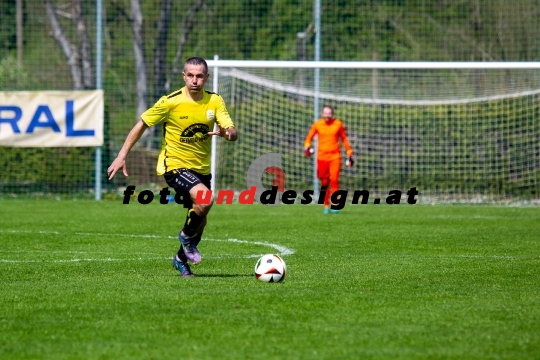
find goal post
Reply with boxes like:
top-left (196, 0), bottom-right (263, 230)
top-left (208, 60), bottom-right (540, 203)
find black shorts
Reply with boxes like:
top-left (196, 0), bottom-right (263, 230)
top-left (164, 169), bottom-right (212, 208)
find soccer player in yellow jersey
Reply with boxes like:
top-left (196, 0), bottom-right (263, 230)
top-left (107, 57), bottom-right (237, 277)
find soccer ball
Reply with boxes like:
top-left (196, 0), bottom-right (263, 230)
top-left (254, 254), bottom-right (287, 283)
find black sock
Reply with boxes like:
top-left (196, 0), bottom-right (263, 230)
top-left (182, 209), bottom-right (203, 237)
top-left (177, 246), bottom-right (187, 261)
top-left (193, 231), bottom-right (203, 246)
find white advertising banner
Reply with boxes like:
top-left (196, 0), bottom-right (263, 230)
top-left (0, 90), bottom-right (104, 147)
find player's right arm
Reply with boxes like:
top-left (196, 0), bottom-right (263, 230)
top-left (108, 95), bottom-right (169, 180)
top-left (107, 120), bottom-right (148, 180)
top-left (304, 122), bottom-right (317, 156)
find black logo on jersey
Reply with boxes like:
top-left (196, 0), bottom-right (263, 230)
top-left (180, 123), bottom-right (210, 144)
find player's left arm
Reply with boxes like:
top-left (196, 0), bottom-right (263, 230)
top-left (208, 95), bottom-right (237, 141)
top-left (208, 124), bottom-right (237, 141)
top-left (338, 123), bottom-right (353, 156)
top-left (225, 126), bottom-right (238, 141)
top-left (339, 122), bottom-right (355, 166)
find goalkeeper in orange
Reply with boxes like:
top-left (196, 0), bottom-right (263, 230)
top-left (304, 105), bottom-right (354, 214)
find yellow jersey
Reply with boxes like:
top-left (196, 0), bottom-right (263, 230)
top-left (141, 87), bottom-right (234, 175)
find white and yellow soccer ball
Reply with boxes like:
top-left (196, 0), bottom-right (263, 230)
top-left (254, 254), bottom-right (287, 283)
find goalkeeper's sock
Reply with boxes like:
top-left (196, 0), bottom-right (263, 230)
top-left (318, 185), bottom-right (329, 205)
top-left (324, 189), bottom-right (330, 206)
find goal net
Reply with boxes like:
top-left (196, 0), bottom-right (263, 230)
top-left (210, 62), bottom-right (540, 204)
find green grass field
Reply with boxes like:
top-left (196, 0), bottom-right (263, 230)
top-left (1, 201), bottom-right (539, 359)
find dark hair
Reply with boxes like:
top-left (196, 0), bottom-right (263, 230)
top-left (322, 104), bottom-right (334, 113)
top-left (183, 57), bottom-right (208, 74)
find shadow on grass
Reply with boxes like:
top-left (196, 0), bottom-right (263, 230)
top-left (192, 274), bottom-right (253, 278)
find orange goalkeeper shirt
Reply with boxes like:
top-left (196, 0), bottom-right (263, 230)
top-left (304, 118), bottom-right (353, 161)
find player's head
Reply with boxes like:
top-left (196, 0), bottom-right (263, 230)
top-left (322, 105), bottom-right (334, 121)
top-left (183, 57), bottom-right (209, 94)
top-left (183, 57), bottom-right (208, 74)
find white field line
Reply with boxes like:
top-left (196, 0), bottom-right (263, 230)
top-left (74, 232), bottom-right (176, 239)
top-left (203, 237), bottom-right (295, 256)
top-left (0, 229), bottom-right (295, 263)
top-left (0, 230), bottom-right (60, 234)
top-left (0, 257), bottom-right (166, 263)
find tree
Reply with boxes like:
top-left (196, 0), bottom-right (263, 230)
top-left (153, 0), bottom-right (172, 101)
top-left (44, 0), bottom-right (94, 90)
top-left (0, 0), bottom-right (17, 53)
top-left (164, 0), bottom-right (205, 93)
top-left (144, 0), bottom-right (204, 149)
top-left (108, 0), bottom-right (204, 134)
top-left (130, 0), bottom-right (148, 120)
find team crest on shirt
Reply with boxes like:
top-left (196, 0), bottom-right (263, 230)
top-left (206, 110), bottom-right (215, 121)
top-left (180, 123), bottom-right (210, 144)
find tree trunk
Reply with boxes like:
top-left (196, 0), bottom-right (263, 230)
top-left (16, 0), bottom-right (23, 66)
top-left (130, 0), bottom-right (148, 121)
top-left (372, 51), bottom-right (379, 100)
top-left (154, 0), bottom-right (173, 99)
top-left (144, 0), bottom-right (173, 149)
top-left (165, 0), bottom-right (204, 93)
top-left (44, 0), bottom-right (83, 90)
top-left (73, 0), bottom-right (94, 89)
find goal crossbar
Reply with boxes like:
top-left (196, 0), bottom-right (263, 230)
top-left (219, 68), bottom-right (540, 105)
top-left (207, 60), bottom-right (540, 70)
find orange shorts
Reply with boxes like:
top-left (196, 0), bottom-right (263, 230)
top-left (317, 158), bottom-right (341, 183)
top-left (317, 158), bottom-right (340, 206)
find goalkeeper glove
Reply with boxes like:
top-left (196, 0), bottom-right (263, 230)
top-left (346, 155), bottom-right (355, 167)
top-left (304, 147), bottom-right (314, 157)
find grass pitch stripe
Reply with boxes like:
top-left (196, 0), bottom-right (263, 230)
top-left (0, 229), bottom-right (296, 260)
top-left (0, 257), bottom-right (167, 263)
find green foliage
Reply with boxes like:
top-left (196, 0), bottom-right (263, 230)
top-left (0, 147), bottom-right (95, 196)
top-left (3, 1), bottom-right (540, 199)
top-left (0, 55), bottom-right (97, 191)
top-left (0, 56), bottom-right (38, 90)
top-left (0, 0), bottom-right (17, 54)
